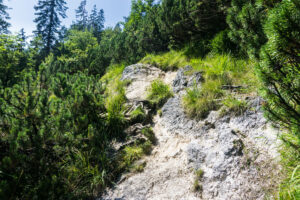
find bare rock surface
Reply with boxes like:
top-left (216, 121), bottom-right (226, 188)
top-left (101, 65), bottom-right (281, 200)
top-left (121, 63), bottom-right (176, 101)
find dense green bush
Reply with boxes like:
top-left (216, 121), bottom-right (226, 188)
top-left (257, 1), bottom-right (300, 197)
top-left (0, 35), bottom-right (28, 87)
top-left (226, 0), bottom-right (281, 59)
top-left (0, 69), bottom-right (115, 199)
top-left (159, 0), bottom-right (230, 49)
top-left (210, 30), bottom-right (235, 54)
top-left (258, 0), bottom-right (300, 138)
top-left (46, 30), bottom-right (109, 76)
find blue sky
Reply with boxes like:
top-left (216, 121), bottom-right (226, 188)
top-left (5, 0), bottom-right (132, 36)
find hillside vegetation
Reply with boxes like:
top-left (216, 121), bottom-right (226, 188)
top-left (0, 0), bottom-right (299, 199)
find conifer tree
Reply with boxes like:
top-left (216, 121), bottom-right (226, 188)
top-left (75, 0), bottom-right (88, 30)
top-left (17, 28), bottom-right (27, 50)
top-left (89, 5), bottom-right (105, 40)
top-left (258, 0), bottom-right (300, 136)
top-left (226, 0), bottom-right (281, 58)
top-left (34, 0), bottom-right (68, 55)
top-left (0, 0), bottom-right (10, 34)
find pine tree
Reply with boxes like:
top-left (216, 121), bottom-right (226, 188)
top-left (0, 0), bottom-right (10, 34)
top-left (34, 0), bottom-right (68, 55)
top-left (17, 28), bottom-right (27, 50)
top-left (88, 5), bottom-right (105, 41)
top-left (159, 0), bottom-right (229, 50)
top-left (226, 0), bottom-right (281, 59)
top-left (258, 0), bottom-right (300, 137)
top-left (75, 0), bottom-right (88, 30)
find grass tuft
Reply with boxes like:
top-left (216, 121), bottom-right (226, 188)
top-left (195, 169), bottom-right (204, 179)
top-left (132, 162), bottom-right (147, 173)
top-left (141, 127), bottom-right (156, 144)
top-left (193, 169), bottom-right (204, 193)
top-left (193, 179), bottom-right (203, 192)
top-left (130, 106), bottom-right (146, 123)
top-left (146, 80), bottom-right (173, 108)
top-left (122, 146), bottom-right (144, 168)
top-left (183, 80), bottom-right (223, 120)
top-left (277, 132), bottom-right (300, 200)
top-left (219, 96), bottom-right (248, 117)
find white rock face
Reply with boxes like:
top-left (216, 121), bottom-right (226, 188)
top-left (121, 63), bottom-right (176, 101)
top-left (101, 64), bottom-right (281, 200)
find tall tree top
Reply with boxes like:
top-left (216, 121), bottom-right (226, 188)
top-left (34, 0), bottom-right (68, 54)
top-left (75, 0), bottom-right (88, 30)
top-left (0, 0), bottom-right (10, 34)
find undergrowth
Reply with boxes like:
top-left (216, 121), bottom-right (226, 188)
top-left (276, 132), bottom-right (300, 200)
top-left (101, 64), bottom-right (127, 138)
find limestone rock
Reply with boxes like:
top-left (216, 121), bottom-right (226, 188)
top-left (100, 65), bottom-right (281, 200)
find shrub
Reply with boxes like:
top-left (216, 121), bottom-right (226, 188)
top-left (210, 30), bottom-right (236, 54)
top-left (0, 70), bottom-right (112, 199)
top-left (147, 80), bottom-right (173, 107)
top-left (257, 0), bottom-right (300, 136)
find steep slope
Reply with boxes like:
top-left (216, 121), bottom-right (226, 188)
top-left (101, 64), bottom-right (281, 200)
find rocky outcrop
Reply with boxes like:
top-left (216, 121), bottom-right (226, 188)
top-left (172, 65), bottom-right (203, 93)
top-left (101, 64), bottom-right (281, 200)
top-left (121, 64), bottom-right (175, 101)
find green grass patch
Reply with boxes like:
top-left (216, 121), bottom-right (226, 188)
top-left (157, 109), bottom-right (162, 117)
top-left (183, 80), bottom-right (223, 120)
top-left (195, 169), bottom-right (204, 179)
top-left (141, 127), bottom-right (156, 144)
top-left (193, 169), bottom-right (204, 193)
top-left (101, 64), bottom-right (127, 138)
top-left (132, 162), bottom-right (147, 173)
top-left (146, 80), bottom-right (173, 108)
top-left (277, 132), bottom-right (300, 200)
top-left (193, 179), bottom-right (203, 192)
top-left (122, 146), bottom-right (144, 168)
top-left (130, 106), bottom-right (146, 123)
top-left (143, 51), bottom-right (258, 120)
top-left (142, 52), bottom-right (258, 92)
top-left (219, 96), bottom-right (248, 117)
top-left (120, 140), bottom-right (153, 171)
top-left (141, 50), bottom-right (190, 71)
top-left (100, 63), bottom-right (126, 84)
